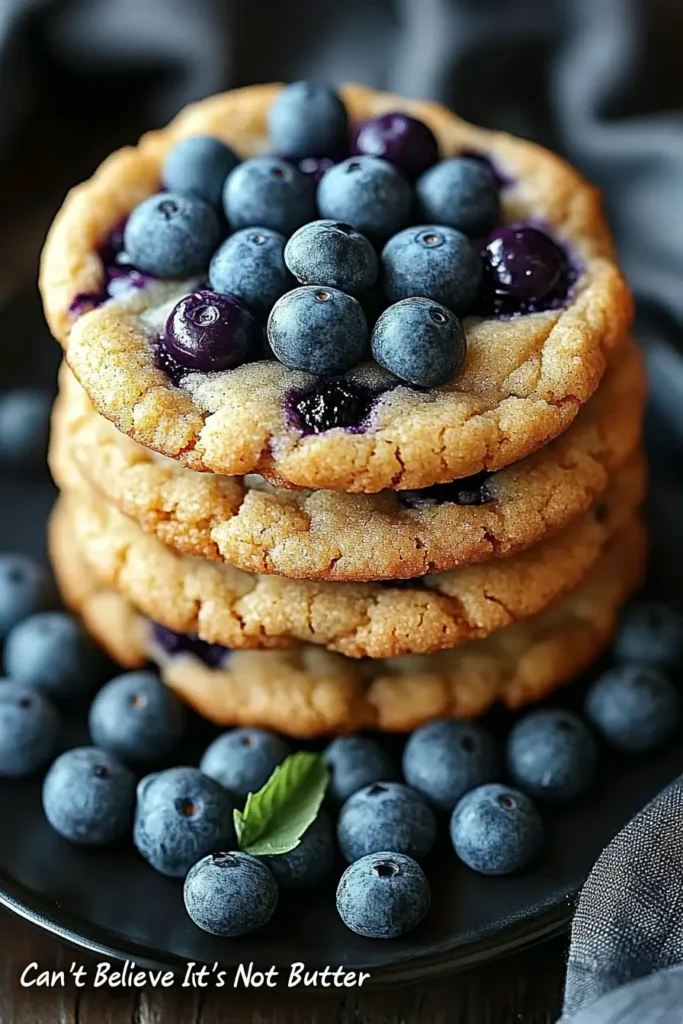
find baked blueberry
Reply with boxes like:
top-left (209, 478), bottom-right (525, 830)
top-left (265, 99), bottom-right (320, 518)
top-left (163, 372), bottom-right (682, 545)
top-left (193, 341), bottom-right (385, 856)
top-left (223, 157), bottom-right (316, 236)
top-left (268, 81), bottom-right (349, 159)
top-left (162, 135), bottom-right (239, 209)
top-left (123, 192), bottom-right (221, 278)
top-left (381, 225), bottom-right (482, 314)
top-left (134, 766), bottom-right (236, 877)
top-left (450, 783), bottom-right (544, 875)
top-left (43, 747), bottom-right (136, 845)
top-left (585, 665), bottom-right (681, 753)
top-left (481, 224), bottom-right (570, 313)
top-left (89, 671), bottom-right (186, 766)
top-left (261, 811), bottom-right (336, 888)
top-left (323, 735), bottom-right (397, 804)
top-left (200, 728), bottom-right (290, 799)
top-left (0, 389), bottom-right (52, 469)
top-left (417, 156), bottom-right (499, 237)
top-left (336, 851), bottom-right (430, 938)
top-left (352, 112), bottom-right (439, 180)
top-left (150, 622), bottom-right (229, 669)
top-left (317, 156), bottom-right (412, 243)
top-left (163, 289), bottom-right (258, 372)
top-left (403, 720), bottom-right (500, 811)
top-left (268, 286), bottom-right (368, 376)
top-left (284, 219), bottom-right (378, 296)
top-left (4, 612), bottom-right (102, 701)
top-left (290, 379), bottom-right (377, 434)
top-left (371, 297), bottom-right (466, 388)
top-left (209, 228), bottom-right (290, 316)
top-left (337, 781), bottom-right (437, 863)
top-left (0, 680), bottom-right (60, 777)
top-left (506, 709), bottom-right (598, 802)
top-left (0, 553), bottom-right (51, 640)
top-left (614, 602), bottom-right (683, 671)
top-left (399, 471), bottom-right (495, 508)
top-left (184, 851), bottom-right (278, 937)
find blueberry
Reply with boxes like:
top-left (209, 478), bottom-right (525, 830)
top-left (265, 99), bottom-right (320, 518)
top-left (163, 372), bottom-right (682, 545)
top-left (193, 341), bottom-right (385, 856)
top-left (481, 224), bottom-right (570, 313)
top-left (134, 766), bottom-right (236, 877)
top-left (317, 156), bottom-right (412, 243)
top-left (209, 228), bottom-right (291, 316)
top-left (0, 389), bottom-right (52, 469)
top-left (89, 671), bottom-right (186, 766)
top-left (585, 665), bottom-right (681, 753)
top-left (4, 612), bottom-right (102, 701)
top-left (371, 297), bottom-right (466, 388)
top-left (162, 135), bottom-right (239, 209)
top-left (506, 709), bottom-right (598, 802)
top-left (223, 157), bottom-right (316, 236)
top-left (200, 728), bottom-right (290, 799)
top-left (323, 735), bottom-right (397, 803)
top-left (0, 554), bottom-right (51, 640)
top-left (352, 112), bottom-right (439, 181)
top-left (381, 225), bottom-right (482, 314)
top-left (261, 811), bottom-right (335, 888)
top-left (123, 192), bottom-right (221, 278)
top-left (163, 289), bottom-right (258, 372)
top-left (268, 286), bottom-right (367, 376)
top-left (294, 156), bottom-right (336, 184)
top-left (450, 783), bottom-right (544, 875)
top-left (43, 747), bottom-right (136, 845)
top-left (150, 622), bottom-right (228, 668)
top-left (614, 602), bottom-right (683, 671)
top-left (416, 157), bottom-right (500, 237)
top-left (290, 380), bottom-right (377, 434)
top-left (184, 851), bottom-right (278, 937)
top-left (268, 81), bottom-right (348, 159)
top-left (399, 471), bottom-right (496, 509)
top-left (0, 680), bottom-right (60, 777)
top-left (402, 720), bottom-right (500, 811)
top-left (284, 220), bottom-right (377, 296)
top-left (336, 852), bottom-right (430, 938)
top-left (337, 781), bottom-right (437, 863)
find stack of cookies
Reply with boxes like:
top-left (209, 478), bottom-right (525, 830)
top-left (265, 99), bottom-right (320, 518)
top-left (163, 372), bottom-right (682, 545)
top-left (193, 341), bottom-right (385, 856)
top-left (40, 82), bottom-right (646, 739)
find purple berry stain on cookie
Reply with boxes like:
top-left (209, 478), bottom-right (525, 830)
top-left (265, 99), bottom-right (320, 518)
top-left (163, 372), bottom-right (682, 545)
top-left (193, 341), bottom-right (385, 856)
top-left (399, 471), bottom-right (496, 508)
top-left (69, 221), bottom-right (156, 316)
top-left (151, 623), bottom-right (229, 669)
top-left (480, 224), bottom-right (576, 316)
top-left (286, 379), bottom-right (385, 435)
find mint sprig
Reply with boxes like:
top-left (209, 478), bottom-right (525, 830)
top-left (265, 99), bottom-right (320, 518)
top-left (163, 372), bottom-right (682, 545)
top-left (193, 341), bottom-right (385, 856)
top-left (234, 751), bottom-right (329, 857)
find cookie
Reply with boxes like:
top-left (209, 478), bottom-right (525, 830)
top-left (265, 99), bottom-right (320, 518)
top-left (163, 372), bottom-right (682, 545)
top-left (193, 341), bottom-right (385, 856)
top-left (49, 499), bottom-right (647, 736)
top-left (40, 82), bottom-right (632, 493)
top-left (54, 339), bottom-right (645, 580)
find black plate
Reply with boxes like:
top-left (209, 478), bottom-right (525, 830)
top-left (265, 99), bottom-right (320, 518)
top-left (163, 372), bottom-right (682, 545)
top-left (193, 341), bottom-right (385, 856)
top-left (1, 288), bottom-right (682, 983)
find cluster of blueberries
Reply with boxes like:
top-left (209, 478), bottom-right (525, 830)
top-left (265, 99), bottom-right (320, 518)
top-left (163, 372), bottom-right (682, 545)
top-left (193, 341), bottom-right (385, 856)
top-left (115, 81), bottom-right (572, 393)
top-left (1, 547), bottom-right (682, 940)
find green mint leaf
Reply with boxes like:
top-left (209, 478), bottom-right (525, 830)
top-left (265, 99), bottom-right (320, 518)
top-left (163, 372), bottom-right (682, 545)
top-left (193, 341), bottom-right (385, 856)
top-left (233, 751), bottom-right (329, 857)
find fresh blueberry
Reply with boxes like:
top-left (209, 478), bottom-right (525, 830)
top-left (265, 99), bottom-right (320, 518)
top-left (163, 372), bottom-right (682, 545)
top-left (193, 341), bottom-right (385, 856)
top-left (268, 81), bottom-right (348, 159)
top-left (0, 389), bottom-right (52, 469)
top-left (223, 157), bottom-right (316, 236)
top-left (268, 286), bottom-right (368, 376)
top-left (337, 781), bottom-right (437, 863)
top-left (403, 720), bottom-right (500, 811)
top-left (163, 289), bottom-right (258, 372)
top-left (0, 553), bottom-right (51, 640)
top-left (123, 192), bottom-right (221, 278)
top-left (290, 379), bottom-right (378, 434)
top-left (450, 783), bottom-right (544, 875)
top-left (317, 156), bottom-right (412, 243)
top-left (200, 728), bottom-right (290, 799)
top-left (352, 112), bottom-right (439, 181)
top-left (614, 602), bottom-right (683, 671)
top-left (481, 224), bottom-right (570, 313)
top-left (88, 671), bottom-right (186, 766)
top-left (381, 225), bottom-right (482, 314)
top-left (416, 157), bottom-right (500, 237)
top-left (43, 747), bottom-right (136, 845)
top-left (261, 811), bottom-right (335, 888)
top-left (285, 219), bottom-right (377, 296)
top-left (184, 851), bottom-right (278, 937)
top-left (371, 297), bottom-right (466, 388)
top-left (585, 665), bottom-right (681, 753)
top-left (336, 851), bottom-right (430, 938)
top-left (209, 228), bottom-right (290, 316)
top-left (134, 766), bottom-right (236, 877)
top-left (162, 135), bottom-right (239, 209)
top-left (0, 680), bottom-right (60, 777)
top-left (323, 735), bottom-right (397, 804)
top-left (4, 612), bottom-right (102, 701)
top-left (506, 709), bottom-right (598, 802)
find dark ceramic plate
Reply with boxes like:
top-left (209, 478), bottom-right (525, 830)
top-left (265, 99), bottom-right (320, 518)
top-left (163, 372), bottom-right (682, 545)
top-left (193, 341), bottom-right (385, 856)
top-left (1, 289), bottom-right (682, 984)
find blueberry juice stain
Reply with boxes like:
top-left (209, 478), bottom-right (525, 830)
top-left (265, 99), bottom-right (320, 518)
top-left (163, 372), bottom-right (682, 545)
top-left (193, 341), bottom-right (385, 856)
top-left (69, 220), bottom-right (155, 316)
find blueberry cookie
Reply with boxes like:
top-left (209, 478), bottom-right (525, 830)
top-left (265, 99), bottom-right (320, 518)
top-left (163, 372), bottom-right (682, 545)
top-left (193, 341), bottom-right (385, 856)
top-left (50, 500), bottom-right (647, 736)
top-left (41, 82), bottom-right (632, 493)
top-left (54, 338), bottom-right (645, 580)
